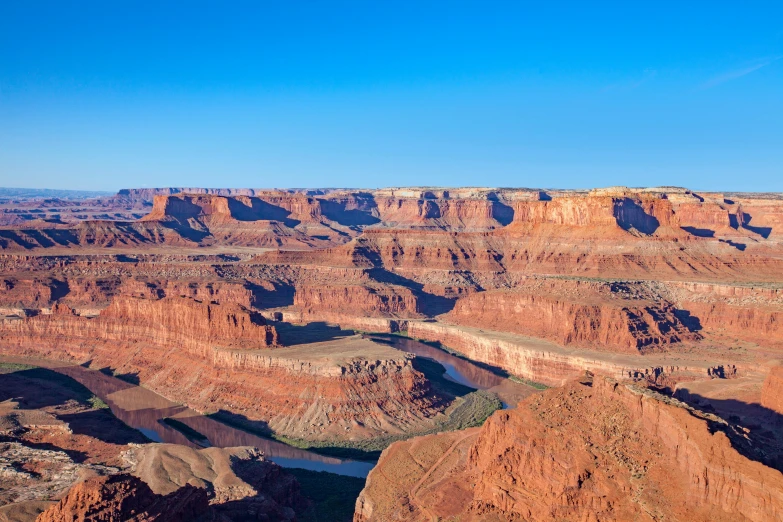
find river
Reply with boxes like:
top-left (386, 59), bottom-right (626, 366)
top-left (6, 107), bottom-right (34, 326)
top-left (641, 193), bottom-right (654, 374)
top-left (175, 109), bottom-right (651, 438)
top-left (0, 337), bottom-right (535, 478)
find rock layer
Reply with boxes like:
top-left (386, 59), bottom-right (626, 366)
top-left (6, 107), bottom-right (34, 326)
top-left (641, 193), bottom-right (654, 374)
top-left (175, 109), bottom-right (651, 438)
top-left (356, 376), bottom-right (783, 521)
top-left (1, 296), bottom-right (278, 355)
top-left (762, 366), bottom-right (783, 416)
top-left (446, 286), bottom-right (698, 353)
top-left (0, 306), bottom-right (444, 441)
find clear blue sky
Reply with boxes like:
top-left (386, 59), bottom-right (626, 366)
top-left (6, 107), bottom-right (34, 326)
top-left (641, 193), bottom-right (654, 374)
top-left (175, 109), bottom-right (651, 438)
top-left (1, 2), bottom-right (781, 192)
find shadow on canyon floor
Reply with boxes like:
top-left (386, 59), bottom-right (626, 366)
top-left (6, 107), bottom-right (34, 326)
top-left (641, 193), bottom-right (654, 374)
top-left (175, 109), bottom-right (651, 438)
top-left (288, 469), bottom-right (366, 522)
top-left (411, 356), bottom-right (476, 398)
top-left (206, 409), bottom-right (381, 461)
top-left (205, 352), bottom-right (502, 463)
top-left (0, 367), bottom-right (98, 409)
top-left (0, 366), bottom-right (150, 461)
top-left (366, 267), bottom-right (457, 316)
top-left (392, 335), bottom-right (520, 380)
top-left (249, 281), bottom-right (295, 309)
top-left (98, 367), bottom-right (141, 385)
top-left (274, 321), bottom-right (356, 345)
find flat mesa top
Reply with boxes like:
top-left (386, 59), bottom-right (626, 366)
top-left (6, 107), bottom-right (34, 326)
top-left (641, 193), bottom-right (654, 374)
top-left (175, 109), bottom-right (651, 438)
top-left (261, 335), bottom-right (409, 365)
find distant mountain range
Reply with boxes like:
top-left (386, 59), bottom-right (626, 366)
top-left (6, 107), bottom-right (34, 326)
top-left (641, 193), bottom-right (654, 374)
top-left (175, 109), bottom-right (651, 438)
top-left (0, 187), bottom-right (115, 200)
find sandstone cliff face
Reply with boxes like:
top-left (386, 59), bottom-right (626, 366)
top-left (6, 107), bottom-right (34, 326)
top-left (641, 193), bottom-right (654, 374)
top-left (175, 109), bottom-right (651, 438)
top-left (35, 474), bottom-right (209, 522)
top-left (660, 281), bottom-right (783, 345)
top-left (373, 197), bottom-right (513, 230)
top-left (356, 377), bottom-right (783, 521)
top-left (139, 193), bottom-right (348, 248)
top-left (0, 296), bottom-right (278, 356)
top-left (294, 284), bottom-right (421, 318)
top-left (683, 302), bottom-right (783, 345)
top-left (0, 278), bottom-right (63, 310)
top-left (270, 229), bottom-right (507, 272)
top-left (0, 274), bottom-right (264, 315)
top-left (761, 366), bottom-right (783, 416)
top-left (446, 287), bottom-right (698, 353)
top-left (4, 189), bottom-right (783, 287)
top-left (120, 278), bottom-right (257, 309)
top-left (405, 321), bottom-right (722, 387)
top-left (0, 300), bottom-right (445, 442)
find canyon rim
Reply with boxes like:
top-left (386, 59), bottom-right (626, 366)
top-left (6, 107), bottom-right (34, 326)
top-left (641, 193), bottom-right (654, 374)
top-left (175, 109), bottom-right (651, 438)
top-left (0, 186), bottom-right (781, 521)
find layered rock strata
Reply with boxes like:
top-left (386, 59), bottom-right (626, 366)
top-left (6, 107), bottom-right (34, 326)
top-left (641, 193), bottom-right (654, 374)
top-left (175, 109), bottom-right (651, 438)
top-left (445, 286), bottom-right (698, 353)
top-left (762, 366), bottom-right (783, 416)
top-left (0, 296), bottom-right (278, 354)
top-left (294, 284), bottom-right (421, 318)
top-left (355, 376), bottom-right (783, 521)
top-left (0, 305), bottom-right (444, 441)
top-left (406, 321), bottom-right (718, 386)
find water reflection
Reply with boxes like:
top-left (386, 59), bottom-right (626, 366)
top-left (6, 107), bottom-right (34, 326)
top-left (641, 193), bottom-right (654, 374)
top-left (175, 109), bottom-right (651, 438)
top-left (370, 335), bottom-right (538, 408)
top-left (0, 336), bottom-right (538, 479)
top-left (52, 365), bottom-right (375, 478)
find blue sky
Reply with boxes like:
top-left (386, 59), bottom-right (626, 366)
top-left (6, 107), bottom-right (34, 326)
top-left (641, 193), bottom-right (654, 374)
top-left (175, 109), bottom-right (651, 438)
top-left (1, 2), bottom-right (781, 191)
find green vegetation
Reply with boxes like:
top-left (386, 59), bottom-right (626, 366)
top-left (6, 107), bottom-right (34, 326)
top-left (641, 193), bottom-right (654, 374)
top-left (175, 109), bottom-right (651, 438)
top-left (509, 375), bottom-right (549, 390)
top-left (289, 469), bottom-right (366, 522)
top-left (263, 389), bottom-right (495, 462)
top-left (212, 388), bottom-right (501, 461)
top-left (0, 361), bottom-right (37, 372)
top-left (209, 331), bottom-right (508, 460)
top-left (88, 395), bottom-right (109, 409)
top-left (0, 362), bottom-right (119, 410)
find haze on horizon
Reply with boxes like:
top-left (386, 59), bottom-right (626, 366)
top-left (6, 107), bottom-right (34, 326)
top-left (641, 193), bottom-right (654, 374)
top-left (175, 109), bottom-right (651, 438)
top-left (1, 1), bottom-right (781, 192)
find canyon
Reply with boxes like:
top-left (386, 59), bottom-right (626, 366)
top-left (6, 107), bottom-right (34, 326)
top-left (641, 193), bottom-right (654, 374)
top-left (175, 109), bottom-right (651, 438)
top-left (0, 185), bottom-right (781, 521)
top-left (355, 375), bottom-right (783, 522)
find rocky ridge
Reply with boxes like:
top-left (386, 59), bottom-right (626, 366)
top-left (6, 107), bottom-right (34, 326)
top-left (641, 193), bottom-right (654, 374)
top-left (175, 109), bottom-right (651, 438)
top-left (355, 375), bottom-right (783, 521)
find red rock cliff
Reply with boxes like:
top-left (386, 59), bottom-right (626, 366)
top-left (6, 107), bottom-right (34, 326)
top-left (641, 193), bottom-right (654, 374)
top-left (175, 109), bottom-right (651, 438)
top-left (36, 474), bottom-right (209, 522)
top-left (294, 284), bottom-right (421, 318)
top-left (761, 366), bottom-right (783, 415)
top-left (0, 300), bottom-right (448, 442)
top-left (446, 287), bottom-right (699, 353)
top-left (0, 296), bottom-right (278, 355)
top-left (356, 376), bottom-right (783, 521)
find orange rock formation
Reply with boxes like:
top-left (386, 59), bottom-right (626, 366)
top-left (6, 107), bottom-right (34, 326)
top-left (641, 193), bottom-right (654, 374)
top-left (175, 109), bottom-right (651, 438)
top-left (762, 366), bottom-right (783, 415)
top-left (355, 376), bottom-right (783, 521)
top-left (0, 300), bottom-right (446, 442)
top-left (35, 474), bottom-right (209, 522)
top-left (2, 185), bottom-right (783, 521)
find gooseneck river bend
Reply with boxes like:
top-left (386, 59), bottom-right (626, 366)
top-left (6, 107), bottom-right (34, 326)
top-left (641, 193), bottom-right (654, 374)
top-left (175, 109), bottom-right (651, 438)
top-left (3, 335), bottom-right (533, 478)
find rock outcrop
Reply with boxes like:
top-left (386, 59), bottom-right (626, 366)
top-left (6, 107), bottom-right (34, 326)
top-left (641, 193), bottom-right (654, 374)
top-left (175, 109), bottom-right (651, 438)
top-left (35, 474), bottom-right (209, 522)
top-left (355, 376), bottom-right (783, 521)
top-left (406, 320), bottom-right (715, 386)
top-left (0, 306), bottom-right (446, 442)
top-left (762, 366), bottom-right (783, 416)
top-left (446, 285), bottom-right (699, 353)
top-left (123, 444), bottom-right (301, 521)
top-left (3, 185), bottom-right (783, 522)
top-left (294, 284), bottom-right (421, 318)
top-left (0, 296), bottom-right (278, 354)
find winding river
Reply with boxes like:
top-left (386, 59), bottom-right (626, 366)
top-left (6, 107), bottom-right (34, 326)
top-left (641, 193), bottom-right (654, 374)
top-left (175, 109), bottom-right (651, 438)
top-left (1, 336), bottom-right (535, 478)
